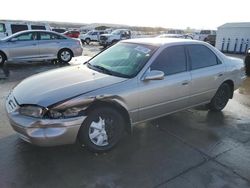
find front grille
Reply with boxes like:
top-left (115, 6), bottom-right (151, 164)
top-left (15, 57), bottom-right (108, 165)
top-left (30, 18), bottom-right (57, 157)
top-left (6, 93), bottom-right (19, 113)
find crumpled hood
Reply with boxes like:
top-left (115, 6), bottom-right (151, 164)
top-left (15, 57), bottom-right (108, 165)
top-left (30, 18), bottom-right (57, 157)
top-left (13, 65), bottom-right (127, 107)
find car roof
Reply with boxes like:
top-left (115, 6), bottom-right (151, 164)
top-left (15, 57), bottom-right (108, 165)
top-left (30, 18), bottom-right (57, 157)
top-left (2, 30), bottom-right (67, 41)
top-left (122, 37), bottom-right (205, 47)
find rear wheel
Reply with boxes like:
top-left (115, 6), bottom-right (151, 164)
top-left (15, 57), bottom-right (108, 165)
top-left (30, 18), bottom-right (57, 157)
top-left (81, 39), bottom-right (85, 45)
top-left (78, 107), bottom-right (125, 152)
top-left (209, 83), bottom-right (231, 111)
top-left (58, 49), bottom-right (73, 64)
top-left (85, 38), bottom-right (90, 45)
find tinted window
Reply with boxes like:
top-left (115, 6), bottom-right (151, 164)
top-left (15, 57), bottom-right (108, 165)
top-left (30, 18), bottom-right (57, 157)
top-left (88, 43), bottom-right (157, 78)
top-left (40, 32), bottom-right (64, 40)
top-left (11, 24), bottom-right (28, 34)
top-left (0, 23), bottom-right (6, 33)
top-left (151, 46), bottom-right (187, 75)
top-left (187, 45), bottom-right (218, 70)
top-left (31, 25), bottom-right (46, 30)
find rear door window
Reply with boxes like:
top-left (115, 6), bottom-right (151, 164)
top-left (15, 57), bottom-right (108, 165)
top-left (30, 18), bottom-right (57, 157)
top-left (151, 45), bottom-right (187, 75)
top-left (11, 24), bottom-right (28, 34)
top-left (187, 44), bottom-right (219, 70)
top-left (31, 25), bottom-right (46, 30)
top-left (40, 32), bottom-right (64, 40)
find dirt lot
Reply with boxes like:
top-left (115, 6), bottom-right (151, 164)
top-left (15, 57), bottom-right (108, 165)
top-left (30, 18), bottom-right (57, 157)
top-left (0, 44), bottom-right (250, 188)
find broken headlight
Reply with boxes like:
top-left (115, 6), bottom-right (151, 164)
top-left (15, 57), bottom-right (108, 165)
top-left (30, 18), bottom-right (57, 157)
top-left (49, 107), bottom-right (85, 119)
top-left (19, 105), bottom-right (46, 118)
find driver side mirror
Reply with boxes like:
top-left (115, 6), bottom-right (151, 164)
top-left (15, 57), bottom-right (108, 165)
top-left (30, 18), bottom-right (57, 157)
top-left (143, 70), bottom-right (164, 81)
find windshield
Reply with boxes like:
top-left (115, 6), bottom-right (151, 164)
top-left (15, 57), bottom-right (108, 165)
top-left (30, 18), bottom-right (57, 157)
top-left (86, 31), bottom-right (93, 35)
top-left (200, 30), bottom-right (210, 34)
top-left (111, 30), bottom-right (122, 35)
top-left (87, 42), bottom-right (157, 78)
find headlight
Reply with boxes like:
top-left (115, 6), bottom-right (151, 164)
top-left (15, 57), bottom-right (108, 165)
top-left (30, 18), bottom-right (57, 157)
top-left (248, 49), bottom-right (250, 54)
top-left (49, 107), bottom-right (84, 119)
top-left (19, 105), bottom-right (46, 118)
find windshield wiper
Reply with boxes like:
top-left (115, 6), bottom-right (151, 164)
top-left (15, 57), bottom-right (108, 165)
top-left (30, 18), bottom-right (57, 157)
top-left (88, 64), bottom-right (114, 75)
top-left (87, 63), bottom-right (130, 78)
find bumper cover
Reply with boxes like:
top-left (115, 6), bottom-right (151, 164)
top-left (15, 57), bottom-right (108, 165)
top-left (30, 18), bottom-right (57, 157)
top-left (7, 111), bottom-right (86, 146)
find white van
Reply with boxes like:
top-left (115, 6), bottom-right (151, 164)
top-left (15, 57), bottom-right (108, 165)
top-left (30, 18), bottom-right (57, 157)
top-left (0, 20), bottom-right (51, 39)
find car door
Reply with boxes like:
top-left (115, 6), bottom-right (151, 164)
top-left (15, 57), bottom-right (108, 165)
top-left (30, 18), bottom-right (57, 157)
top-left (8, 32), bottom-right (39, 60)
top-left (92, 32), bottom-right (98, 41)
top-left (187, 44), bottom-right (226, 106)
top-left (137, 45), bottom-right (191, 122)
top-left (38, 32), bottom-right (62, 58)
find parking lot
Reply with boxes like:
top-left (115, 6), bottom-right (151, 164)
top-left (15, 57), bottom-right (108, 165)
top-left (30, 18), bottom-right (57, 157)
top-left (0, 44), bottom-right (250, 188)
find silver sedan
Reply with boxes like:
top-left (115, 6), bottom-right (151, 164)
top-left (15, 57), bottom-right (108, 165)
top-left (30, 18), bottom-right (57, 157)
top-left (0, 30), bottom-right (83, 64)
top-left (5, 38), bottom-right (246, 152)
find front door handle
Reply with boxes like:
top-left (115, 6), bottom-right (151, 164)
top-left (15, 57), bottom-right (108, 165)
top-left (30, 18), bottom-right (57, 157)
top-left (217, 73), bottom-right (224, 77)
top-left (182, 81), bottom-right (189, 85)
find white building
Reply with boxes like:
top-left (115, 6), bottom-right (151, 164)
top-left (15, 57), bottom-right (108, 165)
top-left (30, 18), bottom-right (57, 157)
top-left (216, 22), bottom-right (250, 53)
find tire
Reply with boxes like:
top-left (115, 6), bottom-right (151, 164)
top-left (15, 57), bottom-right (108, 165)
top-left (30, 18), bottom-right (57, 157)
top-left (78, 107), bottom-right (125, 152)
top-left (209, 83), bottom-right (231, 111)
top-left (111, 40), bottom-right (118, 45)
top-left (81, 39), bottom-right (85, 45)
top-left (0, 52), bottom-right (6, 65)
top-left (58, 49), bottom-right (73, 64)
top-left (85, 38), bottom-right (90, 45)
top-left (245, 55), bottom-right (250, 76)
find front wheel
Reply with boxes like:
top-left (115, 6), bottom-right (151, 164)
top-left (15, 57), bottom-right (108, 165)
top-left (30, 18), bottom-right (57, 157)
top-left (209, 83), bottom-right (231, 111)
top-left (245, 55), bottom-right (250, 76)
top-left (78, 107), bottom-right (125, 152)
top-left (0, 52), bottom-right (6, 65)
top-left (58, 49), bottom-right (73, 64)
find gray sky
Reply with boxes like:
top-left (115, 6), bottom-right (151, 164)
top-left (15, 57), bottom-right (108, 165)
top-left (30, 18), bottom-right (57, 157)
top-left (1, 0), bottom-right (250, 29)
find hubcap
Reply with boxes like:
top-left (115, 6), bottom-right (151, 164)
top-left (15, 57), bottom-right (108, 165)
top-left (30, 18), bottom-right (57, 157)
top-left (89, 117), bottom-right (109, 146)
top-left (60, 51), bottom-right (71, 61)
top-left (215, 87), bottom-right (228, 108)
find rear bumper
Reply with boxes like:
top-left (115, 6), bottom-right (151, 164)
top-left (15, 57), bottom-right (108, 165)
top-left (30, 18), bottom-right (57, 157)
top-left (73, 46), bottom-right (83, 57)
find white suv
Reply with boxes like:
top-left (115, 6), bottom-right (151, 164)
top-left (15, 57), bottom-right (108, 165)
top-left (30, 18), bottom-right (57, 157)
top-left (199, 30), bottom-right (216, 41)
top-left (0, 20), bottom-right (51, 39)
top-left (79, 30), bottom-right (107, 45)
top-left (99, 29), bottom-right (131, 47)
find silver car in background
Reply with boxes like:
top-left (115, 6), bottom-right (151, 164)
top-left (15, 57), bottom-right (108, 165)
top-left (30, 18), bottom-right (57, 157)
top-left (0, 30), bottom-right (83, 64)
top-left (5, 38), bottom-right (246, 152)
